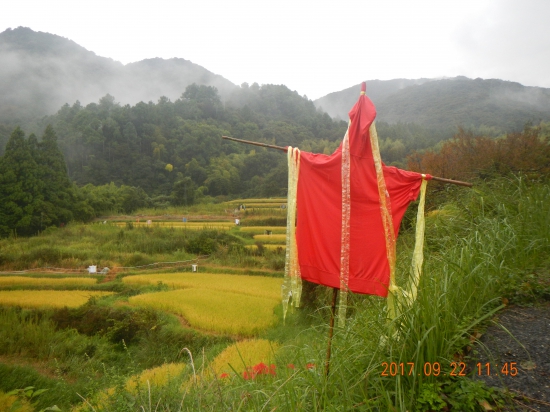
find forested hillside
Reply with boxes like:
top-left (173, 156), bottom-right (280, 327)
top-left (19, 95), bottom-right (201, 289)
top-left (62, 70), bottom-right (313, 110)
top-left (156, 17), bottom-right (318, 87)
top-left (314, 78), bottom-right (434, 120)
top-left (315, 77), bottom-right (550, 133)
top-left (13, 84), bottom-right (346, 202)
top-left (3, 79), bottom-right (548, 216)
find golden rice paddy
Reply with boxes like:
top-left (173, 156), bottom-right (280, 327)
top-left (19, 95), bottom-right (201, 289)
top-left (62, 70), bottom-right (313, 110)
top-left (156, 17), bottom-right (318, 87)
top-left (125, 362), bottom-right (188, 393)
top-left (210, 339), bottom-right (279, 376)
top-left (72, 363), bottom-right (189, 411)
top-left (0, 276), bottom-right (98, 288)
top-left (122, 272), bottom-right (282, 301)
top-left (128, 288), bottom-right (279, 336)
top-left (0, 290), bottom-right (114, 308)
top-left (122, 340), bottom-right (278, 393)
top-left (252, 234), bottom-right (287, 244)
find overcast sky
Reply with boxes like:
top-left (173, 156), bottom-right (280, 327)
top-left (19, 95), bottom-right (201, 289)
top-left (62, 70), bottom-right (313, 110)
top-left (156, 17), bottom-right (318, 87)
top-left (2, 0), bottom-right (549, 100)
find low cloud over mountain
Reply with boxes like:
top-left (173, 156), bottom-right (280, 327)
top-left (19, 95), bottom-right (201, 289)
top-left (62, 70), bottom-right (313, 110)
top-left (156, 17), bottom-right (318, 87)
top-left (0, 27), bottom-right (237, 123)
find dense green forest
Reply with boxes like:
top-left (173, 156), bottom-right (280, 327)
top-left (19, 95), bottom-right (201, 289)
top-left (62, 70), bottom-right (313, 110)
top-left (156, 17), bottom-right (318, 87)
top-left (0, 84), bottom-right (452, 208)
top-left (1, 84), bottom-right (346, 200)
top-left (1, 81), bottom-right (549, 238)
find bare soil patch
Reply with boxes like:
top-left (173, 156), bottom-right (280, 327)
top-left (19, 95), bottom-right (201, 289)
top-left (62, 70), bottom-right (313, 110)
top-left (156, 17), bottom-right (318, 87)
top-left (0, 355), bottom-right (77, 383)
top-left (472, 303), bottom-right (550, 411)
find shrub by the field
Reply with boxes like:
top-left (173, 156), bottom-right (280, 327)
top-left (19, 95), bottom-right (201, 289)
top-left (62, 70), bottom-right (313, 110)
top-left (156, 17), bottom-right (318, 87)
top-left (185, 230), bottom-right (243, 255)
top-left (242, 217), bottom-right (287, 227)
top-left (239, 226), bottom-right (287, 235)
top-left (121, 251), bottom-right (154, 268)
top-left (52, 304), bottom-right (161, 345)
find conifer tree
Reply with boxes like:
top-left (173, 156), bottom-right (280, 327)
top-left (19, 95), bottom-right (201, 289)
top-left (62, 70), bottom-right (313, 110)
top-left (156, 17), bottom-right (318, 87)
top-left (0, 127), bottom-right (43, 236)
top-left (38, 124), bottom-right (74, 226)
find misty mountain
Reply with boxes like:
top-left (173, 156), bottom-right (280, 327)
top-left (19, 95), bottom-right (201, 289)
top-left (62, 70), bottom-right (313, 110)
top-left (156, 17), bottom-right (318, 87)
top-left (315, 77), bottom-right (550, 132)
top-left (120, 58), bottom-right (237, 106)
top-left (3, 27), bottom-right (550, 137)
top-left (0, 27), bottom-right (238, 123)
top-left (314, 78), bottom-right (435, 120)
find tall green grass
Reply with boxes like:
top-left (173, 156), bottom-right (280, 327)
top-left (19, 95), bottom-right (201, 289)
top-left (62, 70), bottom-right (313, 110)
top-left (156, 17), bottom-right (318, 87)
top-left (76, 176), bottom-right (549, 411)
top-left (0, 304), bottom-right (232, 410)
top-left (0, 307), bottom-right (126, 410)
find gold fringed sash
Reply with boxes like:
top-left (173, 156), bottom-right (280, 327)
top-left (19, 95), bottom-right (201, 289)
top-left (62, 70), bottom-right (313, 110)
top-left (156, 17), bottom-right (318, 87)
top-left (385, 175), bottom-right (429, 326)
top-left (337, 128), bottom-right (351, 326)
top-left (408, 176), bottom-right (428, 305)
top-left (368, 123), bottom-right (399, 323)
top-left (282, 147), bottom-right (302, 322)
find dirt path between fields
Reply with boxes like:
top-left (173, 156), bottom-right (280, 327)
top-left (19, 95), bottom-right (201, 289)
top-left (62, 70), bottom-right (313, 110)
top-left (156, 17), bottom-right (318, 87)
top-left (0, 355), bottom-right (78, 383)
top-left (472, 303), bottom-right (550, 411)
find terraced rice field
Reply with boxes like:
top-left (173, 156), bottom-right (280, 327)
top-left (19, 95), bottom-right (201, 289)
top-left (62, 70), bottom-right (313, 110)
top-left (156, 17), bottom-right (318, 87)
top-left (244, 244), bottom-right (285, 251)
top-left (125, 362), bottom-right (188, 393)
top-left (124, 271), bottom-right (282, 335)
top-left (122, 272), bottom-right (282, 301)
top-left (0, 276), bottom-right (98, 288)
top-left (209, 339), bottom-right (279, 376)
top-left (128, 288), bottom-right (279, 336)
top-left (117, 339), bottom-right (278, 398)
top-left (226, 198), bottom-right (287, 213)
top-left (112, 221), bottom-right (235, 230)
top-left (226, 198), bottom-right (286, 205)
top-left (234, 225), bottom-right (287, 251)
top-left (0, 290), bottom-right (114, 308)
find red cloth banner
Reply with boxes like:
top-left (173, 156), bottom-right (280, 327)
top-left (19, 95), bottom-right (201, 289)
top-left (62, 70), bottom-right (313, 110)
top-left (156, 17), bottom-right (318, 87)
top-left (295, 93), bottom-right (430, 297)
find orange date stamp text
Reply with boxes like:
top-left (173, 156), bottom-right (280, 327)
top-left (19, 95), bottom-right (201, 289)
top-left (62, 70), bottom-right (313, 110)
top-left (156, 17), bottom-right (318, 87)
top-left (380, 361), bottom-right (518, 377)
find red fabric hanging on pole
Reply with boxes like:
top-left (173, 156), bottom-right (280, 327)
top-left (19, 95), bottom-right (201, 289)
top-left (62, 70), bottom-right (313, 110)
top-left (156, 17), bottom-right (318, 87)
top-left (296, 91), bottom-right (430, 297)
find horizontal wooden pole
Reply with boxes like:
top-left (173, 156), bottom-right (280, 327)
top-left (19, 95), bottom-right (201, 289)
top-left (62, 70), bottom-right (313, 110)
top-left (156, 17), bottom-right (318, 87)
top-left (222, 135), bottom-right (287, 152)
top-left (222, 135), bottom-right (473, 188)
top-left (430, 176), bottom-right (473, 187)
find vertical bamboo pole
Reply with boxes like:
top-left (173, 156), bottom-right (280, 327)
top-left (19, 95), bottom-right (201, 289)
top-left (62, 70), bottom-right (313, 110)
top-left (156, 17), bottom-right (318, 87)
top-left (325, 287), bottom-right (339, 377)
